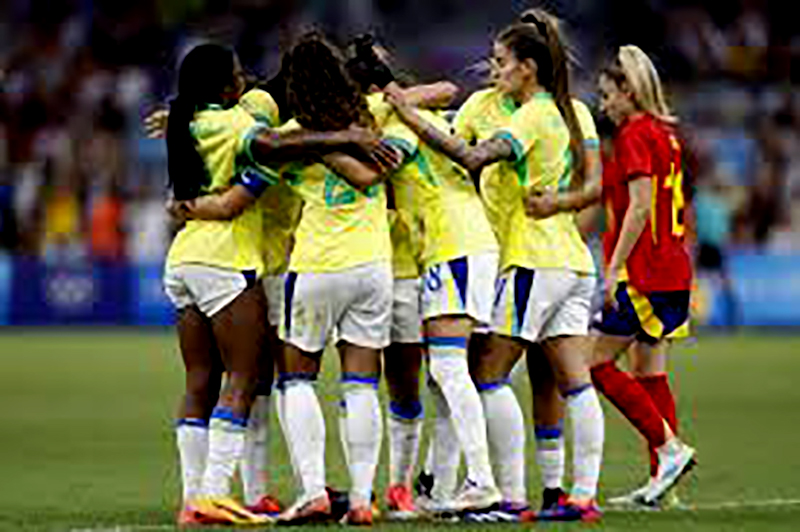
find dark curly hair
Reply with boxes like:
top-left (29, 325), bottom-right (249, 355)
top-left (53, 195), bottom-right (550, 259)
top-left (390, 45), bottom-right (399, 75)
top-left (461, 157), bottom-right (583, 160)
top-left (286, 33), bottom-right (375, 132)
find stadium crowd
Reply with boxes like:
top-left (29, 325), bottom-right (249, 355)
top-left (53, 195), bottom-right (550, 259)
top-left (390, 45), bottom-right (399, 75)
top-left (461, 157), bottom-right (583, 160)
top-left (0, 0), bottom-right (799, 265)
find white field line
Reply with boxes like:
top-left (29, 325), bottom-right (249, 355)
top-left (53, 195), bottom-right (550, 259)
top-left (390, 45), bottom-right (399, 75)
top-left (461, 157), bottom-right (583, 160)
top-left (68, 499), bottom-right (800, 532)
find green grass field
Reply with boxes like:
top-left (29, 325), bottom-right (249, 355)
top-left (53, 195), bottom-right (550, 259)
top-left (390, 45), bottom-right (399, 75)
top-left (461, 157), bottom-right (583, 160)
top-left (1, 331), bottom-right (799, 531)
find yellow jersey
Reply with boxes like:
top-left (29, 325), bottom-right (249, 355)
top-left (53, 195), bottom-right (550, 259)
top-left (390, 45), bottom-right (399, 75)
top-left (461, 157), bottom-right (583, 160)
top-left (239, 88), bottom-right (304, 277)
top-left (366, 93), bottom-right (423, 279)
top-left (488, 92), bottom-right (597, 273)
top-left (275, 118), bottom-right (391, 273)
top-left (166, 102), bottom-right (278, 275)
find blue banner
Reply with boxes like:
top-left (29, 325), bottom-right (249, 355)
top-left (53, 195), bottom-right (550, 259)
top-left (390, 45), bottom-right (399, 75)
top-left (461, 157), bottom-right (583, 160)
top-left (130, 262), bottom-right (174, 326)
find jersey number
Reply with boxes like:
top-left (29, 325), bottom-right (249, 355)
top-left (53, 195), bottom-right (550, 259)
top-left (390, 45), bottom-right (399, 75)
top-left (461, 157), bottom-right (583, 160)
top-left (664, 162), bottom-right (685, 237)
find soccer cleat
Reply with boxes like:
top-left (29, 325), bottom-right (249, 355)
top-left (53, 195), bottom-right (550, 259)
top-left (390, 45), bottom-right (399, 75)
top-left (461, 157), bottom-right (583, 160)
top-left (535, 498), bottom-right (602, 523)
top-left (183, 497), bottom-right (273, 526)
top-left (385, 484), bottom-right (417, 520)
top-left (277, 492), bottom-right (332, 526)
top-left (606, 480), bottom-right (653, 507)
top-left (326, 487), bottom-right (350, 522)
top-left (644, 441), bottom-right (696, 505)
top-left (246, 494), bottom-right (282, 516)
top-left (432, 479), bottom-right (502, 513)
top-left (462, 501), bottom-right (530, 523)
top-left (414, 471), bottom-right (435, 499)
top-left (541, 487), bottom-right (568, 511)
top-left (341, 504), bottom-right (374, 526)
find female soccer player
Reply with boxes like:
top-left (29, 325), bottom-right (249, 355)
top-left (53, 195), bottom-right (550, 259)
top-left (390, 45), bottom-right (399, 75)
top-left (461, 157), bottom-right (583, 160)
top-left (387, 21), bottom-right (605, 521)
top-left (164, 43), bottom-right (277, 527)
top-left (526, 45), bottom-right (697, 508)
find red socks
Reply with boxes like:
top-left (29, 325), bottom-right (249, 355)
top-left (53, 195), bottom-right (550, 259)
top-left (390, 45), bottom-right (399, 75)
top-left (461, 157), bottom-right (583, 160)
top-left (637, 373), bottom-right (678, 477)
top-left (591, 361), bottom-right (668, 451)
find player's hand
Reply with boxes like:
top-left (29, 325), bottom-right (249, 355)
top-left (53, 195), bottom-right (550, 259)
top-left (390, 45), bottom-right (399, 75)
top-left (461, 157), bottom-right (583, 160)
top-left (525, 188), bottom-right (559, 218)
top-left (603, 270), bottom-right (619, 309)
top-left (144, 108), bottom-right (169, 138)
top-left (384, 84), bottom-right (410, 111)
top-left (165, 198), bottom-right (191, 223)
top-left (344, 124), bottom-right (381, 152)
top-left (370, 141), bottom-right (403, 173)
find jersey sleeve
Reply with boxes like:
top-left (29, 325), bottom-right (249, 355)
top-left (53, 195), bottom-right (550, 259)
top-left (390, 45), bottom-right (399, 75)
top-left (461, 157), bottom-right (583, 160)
top-left (235, 120), bottom-right (280, 197)
top-left (239, 89), bottom-right (281, 127)
top-left (616, 126), bottom-right (652, 182)
top-left (493, 99), bottom-right (539, 163)
top-left (382, 114), bottom-right (420, 164)
top-left (573, 100), bottom-right (599, 148)
top-left (452, 93), bottom-right (480, 143)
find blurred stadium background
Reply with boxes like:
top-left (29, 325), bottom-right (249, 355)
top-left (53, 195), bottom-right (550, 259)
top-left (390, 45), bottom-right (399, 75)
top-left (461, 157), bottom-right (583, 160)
top-left (2, 1), bottom-right (800, 531)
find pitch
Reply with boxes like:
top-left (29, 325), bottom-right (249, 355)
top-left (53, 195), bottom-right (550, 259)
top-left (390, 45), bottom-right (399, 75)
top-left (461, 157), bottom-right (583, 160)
top-left (1, 331), bottom-right (799, 531)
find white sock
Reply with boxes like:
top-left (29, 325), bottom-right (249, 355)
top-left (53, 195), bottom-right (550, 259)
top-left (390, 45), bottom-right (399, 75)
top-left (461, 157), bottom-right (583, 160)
top-left (176, 419), bottom-right (209, 504)
top-left (428, 339), bottom-right (495, 490)
top-left (201, 408), bottom-right (247, 498)
top-left (423, 440), bottom-right (435, 474)
top-left (534, 425), bottom-right (565, 490)
top-left (428, 374), bottom-right (461, 500)
top-left (241, 394), bottom-right (271, 506)
top-left (565, 385), bottom-right (605, 500)
top-left (275, 387), bottom-right (300, 486)
top-left (282, 379), bottom-right (327, 500)
top-left (342, 378), bottom-right (383, 507)
top-left (388, 400), bottom-right (423, 487)
top-left (479, 383), bottom-right (527, 505)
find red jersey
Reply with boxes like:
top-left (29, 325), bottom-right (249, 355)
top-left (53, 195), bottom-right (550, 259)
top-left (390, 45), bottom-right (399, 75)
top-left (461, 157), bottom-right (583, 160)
top-left (602, 114), bottom-right (693, 293)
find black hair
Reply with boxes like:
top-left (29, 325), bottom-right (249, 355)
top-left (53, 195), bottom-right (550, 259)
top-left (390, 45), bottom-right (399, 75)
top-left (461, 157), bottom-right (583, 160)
top-left (166, 44), bottom-right (236, 200)
top-left (344, 34), bottom-right (395, 92)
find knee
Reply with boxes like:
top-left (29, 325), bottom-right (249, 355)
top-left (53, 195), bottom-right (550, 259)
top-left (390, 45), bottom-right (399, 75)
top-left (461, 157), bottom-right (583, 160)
top-left (428, 354), bottom-right (469, 386)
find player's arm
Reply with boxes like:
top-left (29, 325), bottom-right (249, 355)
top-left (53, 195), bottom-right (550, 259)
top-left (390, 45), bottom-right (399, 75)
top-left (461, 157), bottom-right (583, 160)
top-left (250, 126), bottom-right (384, 163)
top-left (173, 186), bottom-right (255, 220)
top-left (385, 86), bottom-right (511, 174)
top-left (321, 143), bottom-right (402, 189)
top-left (525, 145), bottom-right (602, 219)
top-left (607, 176), bottom-right (651, 278)
top-left (393, 81), bottom-right (460, 109)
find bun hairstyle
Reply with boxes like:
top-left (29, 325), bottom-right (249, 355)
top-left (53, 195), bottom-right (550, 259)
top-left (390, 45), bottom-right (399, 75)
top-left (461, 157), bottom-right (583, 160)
top-left (345, 34), bottom-right (396, 92)
top-left (601, 45), bottom-right (676, 124)
top-left (498, 20), bottom-right (587, 189)
top-left (166, 44), bottom-right (237, 200)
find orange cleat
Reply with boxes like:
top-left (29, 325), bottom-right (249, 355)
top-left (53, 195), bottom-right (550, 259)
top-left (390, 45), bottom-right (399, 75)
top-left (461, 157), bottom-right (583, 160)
top-left (385, 484), bottom-right (417, 520)
top-left (342, 504), bottom-right (373, 526)
top-left (247, 494), bottom-right (282, 516)
top-left (277, 492), bottom-right (332, 526)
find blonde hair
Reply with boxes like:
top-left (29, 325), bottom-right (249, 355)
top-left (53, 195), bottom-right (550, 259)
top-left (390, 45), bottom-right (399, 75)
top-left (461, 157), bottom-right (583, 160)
top-left (603, 45), bottom-right (676, 123)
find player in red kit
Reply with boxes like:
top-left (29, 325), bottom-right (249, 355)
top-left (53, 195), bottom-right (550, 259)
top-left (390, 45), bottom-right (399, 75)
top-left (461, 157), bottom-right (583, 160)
top-left (525, 45), bottom-right (696, 509)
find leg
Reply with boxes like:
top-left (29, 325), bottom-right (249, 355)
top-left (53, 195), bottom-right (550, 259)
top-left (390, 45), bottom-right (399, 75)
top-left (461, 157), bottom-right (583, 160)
top-left (425, 316), bottom-right (499, 509)
top-left (176, 306), bottom-right (224, 506)
top-left (240, 322), bottom-right (281, 511)
top-left (630, 340), bottom-right (677, 479)
top-left (202, 285), bottom-right (269, 500)
top-left (541, 335), bottom-right (604, 505)
top-left (471, 332), bottom-right (528, 509)
top-left (527, 343), bottom-right (566, 508)
top-left (339, 343), bottom-right (384, 513)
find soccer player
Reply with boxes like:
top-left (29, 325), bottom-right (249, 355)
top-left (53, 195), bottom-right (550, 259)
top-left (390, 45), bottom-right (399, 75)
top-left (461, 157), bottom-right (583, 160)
top-left (526, 45), bottom-right (697, 507)
top-left (387, 21), bottom-right (605, 521)
top-left (163, 43), bottom-right (276, 527)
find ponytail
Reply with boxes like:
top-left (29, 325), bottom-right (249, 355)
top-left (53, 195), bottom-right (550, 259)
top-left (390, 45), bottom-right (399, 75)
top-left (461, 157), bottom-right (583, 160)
top-left (603, 45), bottom-right (676, 124)
top-left (500, 18), bottom-right (587, 190)
top-left (165, 44), bottom-right (236, 200)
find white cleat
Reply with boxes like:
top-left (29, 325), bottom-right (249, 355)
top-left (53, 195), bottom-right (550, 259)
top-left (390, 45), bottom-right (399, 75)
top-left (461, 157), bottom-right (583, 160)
top-left (643, 440), bottom-right (696, 505)
top-left (432, 480), bottom-right (502, 514)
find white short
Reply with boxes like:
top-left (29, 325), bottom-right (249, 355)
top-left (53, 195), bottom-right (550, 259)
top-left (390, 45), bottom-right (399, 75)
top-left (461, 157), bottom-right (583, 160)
top-left (421, 252), bottom-right (498, 324)
top-left (391, 278), bottom-right (423, 344)
top-left (262, 274), bottom-right (285, 328)
top-left (164, 264), bottom-right (257, 318)
top-left (280, 262), bottom-right (393, 353)
top-left (491, 267), bottom-right (595, 343)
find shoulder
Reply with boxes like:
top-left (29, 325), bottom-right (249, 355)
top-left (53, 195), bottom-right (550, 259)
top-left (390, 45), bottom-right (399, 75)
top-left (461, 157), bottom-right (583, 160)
top-left (239, 89), bottom-right (281, 126)
top-left (191, 107), bottom-right (243, 140)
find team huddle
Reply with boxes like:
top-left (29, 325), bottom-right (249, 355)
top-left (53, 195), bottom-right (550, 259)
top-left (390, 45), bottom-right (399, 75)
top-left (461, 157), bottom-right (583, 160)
top-left (154, 7), bottom-right (697, 527)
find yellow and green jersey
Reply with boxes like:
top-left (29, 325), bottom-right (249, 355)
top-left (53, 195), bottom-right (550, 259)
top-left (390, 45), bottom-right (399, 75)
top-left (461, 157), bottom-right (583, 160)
top-left (366, 93), bottom-right (423, 279)
top-left (275, 119), bottom-right (391, 273)
top-left (166, 101), bottom-right (278, 275)
top-left (489, 92), bottom-right (598, 273)
top-left (239, 89), bottom-right (304, 276)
